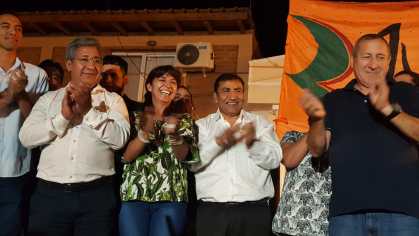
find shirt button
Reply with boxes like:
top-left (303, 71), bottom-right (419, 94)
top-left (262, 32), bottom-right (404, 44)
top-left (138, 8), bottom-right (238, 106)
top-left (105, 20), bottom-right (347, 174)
top-left (69, 176), bottom-right (73, 179)
top-left (71, 156), bottom-right (75, 161)
top-left (364, 99), bottom-right (368, 103)
top-left (73, 139), bottom-right (76, 143)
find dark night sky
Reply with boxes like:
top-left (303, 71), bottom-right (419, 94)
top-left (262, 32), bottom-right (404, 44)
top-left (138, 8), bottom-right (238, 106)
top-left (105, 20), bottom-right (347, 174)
top-left (2, 0), bottom-right (289, 58)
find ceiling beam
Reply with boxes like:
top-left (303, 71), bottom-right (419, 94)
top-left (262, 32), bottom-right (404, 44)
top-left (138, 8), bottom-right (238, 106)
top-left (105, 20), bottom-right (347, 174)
top-left (28, 22), bottom-right (47, 35)
top-left (140, 22), bottom-right (154, 34)
top-left (111, 22), bottom-right (128, 35)
top-left (18, 9), bottom-right (249, 23)
top-left (172, 21), bottom-right (184, 35)
top-left (53, 22), bottom-right (71, 35)
top-left (82, 22), bottom-right (99, 35)
top-left (236, 20), bottom-right (245, 34)
top-left (203, 20), bottom-right (214, 34)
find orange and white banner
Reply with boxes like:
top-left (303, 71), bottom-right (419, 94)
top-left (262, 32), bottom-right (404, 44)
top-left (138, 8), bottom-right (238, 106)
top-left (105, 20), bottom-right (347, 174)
top-left (276, 0), bottom-right (419, 137)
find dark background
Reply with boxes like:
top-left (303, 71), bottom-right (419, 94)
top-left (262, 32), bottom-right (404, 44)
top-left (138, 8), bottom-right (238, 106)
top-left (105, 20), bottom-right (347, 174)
top-left (2, 0), bottom-right (289, 58)
top-left (3, 0), bottom-right (413, 58)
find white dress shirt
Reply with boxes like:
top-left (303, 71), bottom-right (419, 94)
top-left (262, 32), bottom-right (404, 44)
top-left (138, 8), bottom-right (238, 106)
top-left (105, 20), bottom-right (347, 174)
top-left (193, 109), bottom-right (282, 202)
top-left (0, 58), bottom-right (48, 177)
top-left (19, 84), bottom-right (130, 183)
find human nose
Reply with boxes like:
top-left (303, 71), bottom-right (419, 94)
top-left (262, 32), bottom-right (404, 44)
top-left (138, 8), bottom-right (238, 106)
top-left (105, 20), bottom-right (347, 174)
top-left (367, 58), bottom-right (379, 70)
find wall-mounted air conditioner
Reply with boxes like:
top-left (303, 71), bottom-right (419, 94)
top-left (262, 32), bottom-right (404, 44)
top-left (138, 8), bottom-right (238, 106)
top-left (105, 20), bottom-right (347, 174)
top-left (174, 42), bottom-right (214, 71)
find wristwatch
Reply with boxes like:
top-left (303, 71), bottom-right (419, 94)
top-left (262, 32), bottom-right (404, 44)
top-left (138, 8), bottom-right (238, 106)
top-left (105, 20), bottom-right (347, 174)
top-left (384, 103), bottom-right (402, 121)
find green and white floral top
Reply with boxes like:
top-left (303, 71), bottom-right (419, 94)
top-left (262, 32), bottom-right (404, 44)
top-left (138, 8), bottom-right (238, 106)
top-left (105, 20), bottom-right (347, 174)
top-left (120, 111), bottom-right (199, 202)
top-left (272, 131), bottom-right (332, 236)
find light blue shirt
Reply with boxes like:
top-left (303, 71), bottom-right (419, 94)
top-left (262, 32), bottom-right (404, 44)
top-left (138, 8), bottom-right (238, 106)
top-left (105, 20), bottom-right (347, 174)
top-left (0, 58), bottom-right (48, 177)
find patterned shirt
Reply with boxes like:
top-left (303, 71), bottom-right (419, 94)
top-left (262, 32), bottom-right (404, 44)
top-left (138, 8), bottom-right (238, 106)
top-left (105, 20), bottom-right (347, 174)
top-left (272, 131), bottom-right (332, 236)
top-left (120, 111), bottom-right (199, 202)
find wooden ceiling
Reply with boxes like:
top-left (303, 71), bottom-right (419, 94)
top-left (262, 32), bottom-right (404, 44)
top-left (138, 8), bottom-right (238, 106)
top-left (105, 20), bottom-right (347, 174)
top-left (17, 7), bottom-right (254, 36)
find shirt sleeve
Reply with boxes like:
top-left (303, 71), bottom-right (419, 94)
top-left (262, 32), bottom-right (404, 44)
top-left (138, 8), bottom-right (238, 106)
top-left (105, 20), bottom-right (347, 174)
top-left (26, 64), bottom-right (49, 94)
top-left (19, 92), bottom-right (70, 148)
top-left (247, 117), bottom-right (282, 170)
top-left (189, 118), bottom-right (224, 172)
top-left (280, 131), bottom-right (304, 145)
top-left (82, 94), bottom-right (130, 150)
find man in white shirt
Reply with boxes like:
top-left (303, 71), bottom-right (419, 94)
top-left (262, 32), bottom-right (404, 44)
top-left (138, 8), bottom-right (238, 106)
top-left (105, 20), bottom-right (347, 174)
top-left (0, 13), bottom-right (48, 236)
top-left (192, 73), bottom-right (282, 236)
top-left (19, 37), bottom-right (130, 236)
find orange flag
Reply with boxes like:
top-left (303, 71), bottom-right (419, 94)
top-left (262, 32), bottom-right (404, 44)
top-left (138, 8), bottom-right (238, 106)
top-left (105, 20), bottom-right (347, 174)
top-left (276, 0), bottom-right (419, 138)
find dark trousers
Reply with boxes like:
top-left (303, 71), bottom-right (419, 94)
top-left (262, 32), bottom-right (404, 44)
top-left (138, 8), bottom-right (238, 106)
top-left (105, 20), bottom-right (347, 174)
top-left (0, 175), bottom-right (26, 236)
top-left (28, 177), bottom-right (117, 236)
top-left (196, 199), bottom-right (272, 236)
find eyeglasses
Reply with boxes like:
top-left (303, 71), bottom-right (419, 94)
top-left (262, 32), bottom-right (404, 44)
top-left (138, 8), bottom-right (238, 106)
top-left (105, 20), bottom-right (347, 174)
top-left (74, 57), bottom-right (103, 66)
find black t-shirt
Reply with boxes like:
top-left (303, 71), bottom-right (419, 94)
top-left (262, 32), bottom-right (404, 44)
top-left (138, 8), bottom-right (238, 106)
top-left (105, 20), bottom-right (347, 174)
top-left (324, 80), bottom-right (419, 218)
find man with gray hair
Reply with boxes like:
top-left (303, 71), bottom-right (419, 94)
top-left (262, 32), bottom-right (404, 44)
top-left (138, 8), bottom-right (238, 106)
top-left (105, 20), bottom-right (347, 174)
top-left (19, 37), bottom-right (130, 236)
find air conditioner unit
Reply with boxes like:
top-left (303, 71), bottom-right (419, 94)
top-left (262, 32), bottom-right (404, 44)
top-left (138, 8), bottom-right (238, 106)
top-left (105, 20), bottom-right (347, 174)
top-left (174, 42), bottom-right (214, 71)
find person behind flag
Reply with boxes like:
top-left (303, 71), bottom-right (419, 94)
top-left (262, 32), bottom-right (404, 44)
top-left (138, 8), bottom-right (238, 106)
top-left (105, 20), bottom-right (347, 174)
top-left (394, 70), bottom-right (419, 86)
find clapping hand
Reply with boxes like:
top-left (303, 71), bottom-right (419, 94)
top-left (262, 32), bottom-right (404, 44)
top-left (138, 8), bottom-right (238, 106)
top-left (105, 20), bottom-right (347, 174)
top-left (215, 125), bottom-right (242, 149)
top-left (68, 81), bottom-right (92, 116)
top-left (61, 81), bottom-right (93, 124)
top-left (300, 89), bottom-right (326, 122)
top-left (163, 115), bottom-right (180, 135)
top-left (240, 122), bottom-right (257, 148)
top-left (8, 64), bottom-right (28, 98)
top-left (368, 80), bottom-right (391, 114)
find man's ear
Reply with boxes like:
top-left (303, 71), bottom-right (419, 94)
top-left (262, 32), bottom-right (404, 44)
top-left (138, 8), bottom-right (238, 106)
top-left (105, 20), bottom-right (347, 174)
top-left (213, 92), bottom-right (218, 104)
top-left (123, 75), bottom-right (128, 86)
top-left (65, 60), bottom-right (72, 72)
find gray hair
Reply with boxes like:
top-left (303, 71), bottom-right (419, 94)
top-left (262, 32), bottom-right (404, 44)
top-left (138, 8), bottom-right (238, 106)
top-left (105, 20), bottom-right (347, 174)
top-left (65, 37), bottom-right (101, 60)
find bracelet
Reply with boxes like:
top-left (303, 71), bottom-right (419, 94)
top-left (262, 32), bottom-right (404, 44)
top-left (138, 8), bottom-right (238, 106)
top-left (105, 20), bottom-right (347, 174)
top-left (163, 123), bottom-right (177, 130)
top-left (383, 103), bottom-right (402, 122)
top-left (137, 129), bottom-right (150, 143)
top-left (121, 156), bottom-right (130, 164)
top-left (167, 135), bottom-right (184, 146)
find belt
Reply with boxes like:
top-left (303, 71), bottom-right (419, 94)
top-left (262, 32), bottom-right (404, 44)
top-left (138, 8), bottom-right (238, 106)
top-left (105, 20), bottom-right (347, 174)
top-left (37, 176), bottom-right (113, 192)
top-left (199, 198), bottom-right (271, 207)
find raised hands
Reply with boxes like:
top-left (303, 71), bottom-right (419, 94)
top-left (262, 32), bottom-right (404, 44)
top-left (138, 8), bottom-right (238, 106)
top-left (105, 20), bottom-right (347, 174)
top-left (240, 122), bottom-right (257, 148)
top-left (215, 125), bottom-right (240, 149)
top-left (61, 81), bottom-right (93, 124)
top-left (8, 64), bottom-right (28, 98)
top-left (163, 115), bottom-right (180, 135)
top-left (367, 80), bottom-right (391, 114)
top-left (300, 89), bottom-right (326, 122)
top-left (215, 122), bottom-right (256, 149)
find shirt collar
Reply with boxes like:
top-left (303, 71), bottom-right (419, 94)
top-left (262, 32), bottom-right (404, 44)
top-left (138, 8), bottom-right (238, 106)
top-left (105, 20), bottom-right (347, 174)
top-left (0, 57), bottom-right (22, 75)
top-left (343, 79), bottom-right (357, 91)
top-left (64, 83), bottom-right (104, 95)
top-left (214, 108), bottom-right (249, 125)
